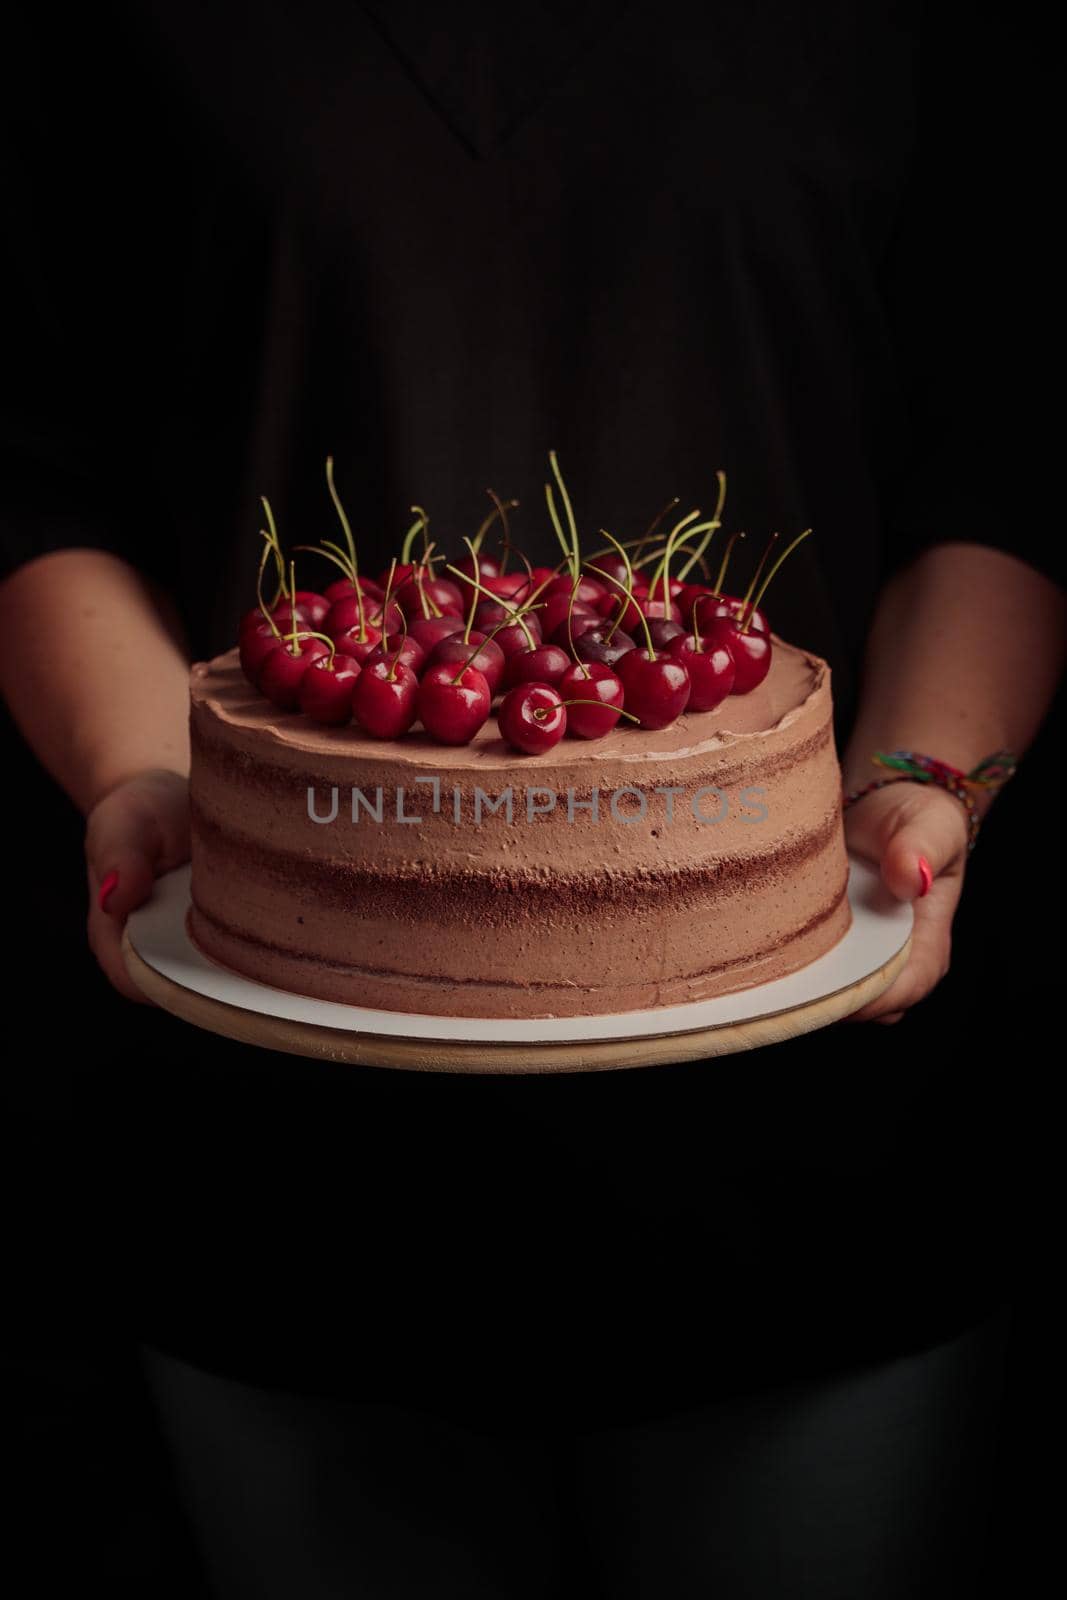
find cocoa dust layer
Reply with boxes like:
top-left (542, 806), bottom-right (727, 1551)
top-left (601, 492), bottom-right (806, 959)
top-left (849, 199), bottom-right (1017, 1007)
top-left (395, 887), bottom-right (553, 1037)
top-left (188, 642), bottom-right (852, 1018)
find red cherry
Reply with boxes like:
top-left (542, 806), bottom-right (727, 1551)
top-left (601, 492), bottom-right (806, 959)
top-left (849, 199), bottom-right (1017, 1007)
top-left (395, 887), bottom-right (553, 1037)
top-left (572, 626), bottom-right (636, 670)
top-left (326, 594), bottom-right (402, 639)
top-left (298, 654), bottom-right (362, 724)
top-left (324, 576), bottom-right (384, 605)
top-left (616, 648), bottom-right (690, 729)
top-left (407, 615), bottom-right (465, 651)
top-left (481, 572), bottom-right (538, 601)
top-left (323, 596), bottom-right (363, 638)
top-left (472, 598), bottom-right (534, 633)
top-left (494, 620), bottom-right (542, 662)
top-left (365, 599), bottom-right (405, 634)
top-left (594, 590), bottom-right (645, 634)
top-left (289, 590), bottom-right (330, 627)
top-left (428, 632), bottom-right (506, 695)
top-left (398, 573), bottom-right (465, 619)
top-left (646, 617), bottom-right (686, 649)
top-left (417, 663), bottom-right (492, 745)
top-left (679, 583), bottom-right (714, 625)
top-left (504, 643), bottom-right (572, 689)
top-left (352, 658), bottom-right (420, 737)
top-left (666, 635), bottom-right (736, 711)
top-left (239, 620), bottom-right (283, 685)
top-left (332, 624), bottom-right (384, 665)
top-left (701, 617), bottom-right (773, 694)
top-left (539, 595), bottom-right (598, 639)
top-left (585, 553), bottom-right (630, 587)
top-left (639, 596), bottom-right (683, 624)
top-left (543, 574), bottom-right (605, 606)
top-left (379, 561), bottom-right (418, 591)
top-left (241, 605), bottom-right (279, 637)
top-left (239, 601), bottom-right (310, 639)
top-left (258, 637), bottom-right (331, 710)
top-left (548, 611), bottom-right (603, 648)
top-left (698, 593), bottom-right (770, 637)
top-left (558, 662), bottom-right (625, 739)
top-left (497, 683), bottom-right (567, 754)
top-left (452, 552), bottom-right (503, 581)
top-left (364, 633), bottom-right (427, 675)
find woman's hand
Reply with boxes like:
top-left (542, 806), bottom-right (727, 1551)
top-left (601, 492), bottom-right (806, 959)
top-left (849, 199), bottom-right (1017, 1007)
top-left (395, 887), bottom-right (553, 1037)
top-left (85, 768), bottom-right (191, 1002)
top-left (842, 782), bottom-right (970, 1024)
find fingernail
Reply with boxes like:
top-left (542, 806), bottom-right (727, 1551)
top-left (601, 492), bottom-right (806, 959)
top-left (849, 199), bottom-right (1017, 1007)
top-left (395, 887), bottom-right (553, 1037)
top-left (98, 870), bottom-right (120, 912)
top-left (917, 856), bottom-right (933, 898)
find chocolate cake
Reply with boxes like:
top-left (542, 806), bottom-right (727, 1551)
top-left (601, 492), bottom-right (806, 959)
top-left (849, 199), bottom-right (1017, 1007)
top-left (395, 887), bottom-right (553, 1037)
top-left (188, 638), bottom-right (851, 1018)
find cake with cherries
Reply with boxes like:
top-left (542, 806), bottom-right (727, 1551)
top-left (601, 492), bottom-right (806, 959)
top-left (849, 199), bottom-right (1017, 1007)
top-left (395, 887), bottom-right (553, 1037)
top-left (187, 458), bottom-right (851, 1018)
top-left (188, 638), bottom-right (849, 1019)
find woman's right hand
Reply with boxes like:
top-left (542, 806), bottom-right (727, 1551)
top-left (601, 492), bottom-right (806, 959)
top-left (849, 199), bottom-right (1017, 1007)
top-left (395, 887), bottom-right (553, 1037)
top-left (85, 768), bottom-right (191, 1002)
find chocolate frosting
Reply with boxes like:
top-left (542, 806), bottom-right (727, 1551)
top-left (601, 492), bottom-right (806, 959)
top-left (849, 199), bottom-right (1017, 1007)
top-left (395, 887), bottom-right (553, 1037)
top-left (188, 642), bottom-right (851, 1017)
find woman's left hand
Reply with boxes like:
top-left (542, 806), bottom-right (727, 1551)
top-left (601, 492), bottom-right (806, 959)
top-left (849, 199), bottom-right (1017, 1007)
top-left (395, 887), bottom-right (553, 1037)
top-left (842, 781), bottom-right (971, 1024)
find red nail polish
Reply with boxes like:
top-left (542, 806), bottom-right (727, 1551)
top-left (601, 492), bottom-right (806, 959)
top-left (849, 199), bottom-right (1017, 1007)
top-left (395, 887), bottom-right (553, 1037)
top-left (917, 856), bottom-right (933, 898)
top-left (98, 870), bottom-right (120, 911)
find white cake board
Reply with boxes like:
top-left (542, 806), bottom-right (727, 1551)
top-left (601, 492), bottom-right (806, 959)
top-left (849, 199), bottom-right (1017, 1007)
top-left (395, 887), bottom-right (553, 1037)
top-left (123, 859), bottom-right (912, 1072)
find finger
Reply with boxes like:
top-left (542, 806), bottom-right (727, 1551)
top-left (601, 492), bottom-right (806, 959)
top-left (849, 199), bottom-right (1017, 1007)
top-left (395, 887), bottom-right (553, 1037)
top-left (85, 803), bottom-right (161, 917)
top-left (878, 799), bottom-right (967, 903)
top-left (87, 892), bottom-right (153, 1004)
top-left (845, 784), bottom-right (968, 902)
top-left (845, 882), bottom-right (954, 1022)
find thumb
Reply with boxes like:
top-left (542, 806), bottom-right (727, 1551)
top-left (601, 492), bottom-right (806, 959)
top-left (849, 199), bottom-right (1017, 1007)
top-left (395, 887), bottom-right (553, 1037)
top-left (86, 803), bottom-right (161, 918)
top-left (845, 784), bottom-right (969, 902)
top-left (879, 796), bottom-right (968, 901)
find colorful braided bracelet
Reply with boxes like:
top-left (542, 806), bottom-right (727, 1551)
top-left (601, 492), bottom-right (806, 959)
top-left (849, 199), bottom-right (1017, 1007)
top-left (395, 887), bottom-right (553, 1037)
top-left (842, 750), bottom-right (1018, 852)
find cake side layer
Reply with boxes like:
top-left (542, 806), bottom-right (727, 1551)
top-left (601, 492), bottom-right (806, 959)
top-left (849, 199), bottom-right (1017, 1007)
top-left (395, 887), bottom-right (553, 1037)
top-left (188, 644), bottom-right (852, 1018)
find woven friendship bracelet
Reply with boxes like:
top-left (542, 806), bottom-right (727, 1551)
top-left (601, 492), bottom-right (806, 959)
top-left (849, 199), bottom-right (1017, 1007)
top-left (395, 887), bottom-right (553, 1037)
top-left (842, 749), bottom-right (1018, 852)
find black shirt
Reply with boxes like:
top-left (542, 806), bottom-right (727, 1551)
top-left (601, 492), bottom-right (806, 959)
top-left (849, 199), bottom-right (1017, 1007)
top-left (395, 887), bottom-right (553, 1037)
top-left (2, 3), bottom-right (1060, 1429)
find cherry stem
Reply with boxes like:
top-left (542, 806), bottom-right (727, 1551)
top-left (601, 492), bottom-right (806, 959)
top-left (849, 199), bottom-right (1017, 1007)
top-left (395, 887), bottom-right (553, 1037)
top-left (595, 528), bottom-right (636, 643)
top-left (379, 558), bottom-right (406, 679)
top-left (414, 544), bottom-right (443, 618)
top-left (411, 505), bottom-right (431, 564)
top-left (739, 532), bottom-right (779, 621)
top-left (713, 529), bottom-right (746, 596)
top-left (294, 541), bottom-right (352, 582)
top-left (586, 561), bottom-right (656, 658)
top-left (472, 490), bottom-right (518, 556)
top-left (631, 497), bottom-right (680, 569)
top-left (401, 511), bottom-right (427, 567)
top-left (488, 490), bottom-right (518, 573)
top-left (743, 527), bottom-right (812, 631)
top-left (325, 456), bottom-right (365, 635)
top-left (506, 541), bottom-right (537, 600)
top-left (260, 496), bottom-right (288, 608)
top-left (691, 590), bottom-right (705, 648)
top-left (676, 472), bottom-right (728, 581)
top-left (544, 481), bottom-right (572, 576)
top-left (548, 449), bottom-right (581, 582)
top-left (560, 697), bottom-right (640, 724)
top-left (565, 576), bottom-right (586, 675)
top-left (446, 564), bottom-right (534, 650)
top-left (449, 606), bottom-right (515, 686)
top-left (460, 538), bottom-right (481, 643)
top-left (255, 536), bottom-right (283, 638)
top-left (380, 557), bottom-right (398, 635)
top-left (650, 508), bottom-right (701, 609)
top-left (286, 562), bottom-right (300, 654)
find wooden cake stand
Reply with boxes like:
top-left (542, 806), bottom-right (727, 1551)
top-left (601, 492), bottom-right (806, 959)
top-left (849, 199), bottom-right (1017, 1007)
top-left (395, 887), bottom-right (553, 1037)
top-left (122, 860), bottom-right (912, 1074)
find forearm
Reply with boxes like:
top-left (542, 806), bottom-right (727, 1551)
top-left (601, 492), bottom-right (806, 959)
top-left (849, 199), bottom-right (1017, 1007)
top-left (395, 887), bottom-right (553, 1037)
top-left (0, 549), bottom-right (191, 813)
top-left (843, 542), bottom-right (1066, 807)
